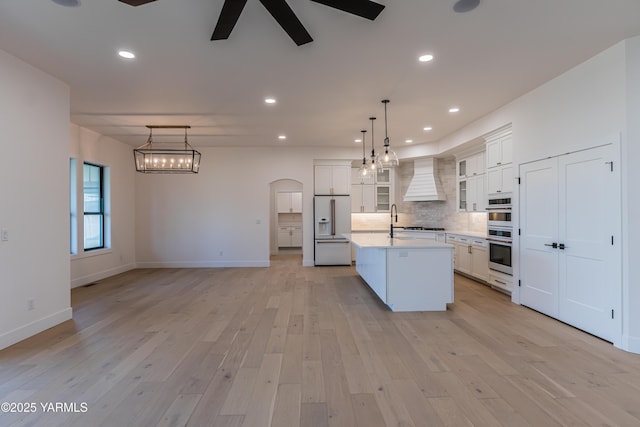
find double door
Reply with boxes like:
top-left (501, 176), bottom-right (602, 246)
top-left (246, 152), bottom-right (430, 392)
top-left (519, 145), bottom-right (621, 342)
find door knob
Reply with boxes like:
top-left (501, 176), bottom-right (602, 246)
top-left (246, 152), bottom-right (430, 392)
top-left (558, 243), bottom-right (567, 250)
top-left (544, 242), bottom-right (558, 248)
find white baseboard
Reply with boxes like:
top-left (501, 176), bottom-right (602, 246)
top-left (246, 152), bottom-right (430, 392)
top-left (135, 260), bottom-right (270, 268)
top-left (619, 334), bottom-right (640, 355)
top-left (70, 263), bottom-right (136, 288)
top-left (0, 308), bottom-right (73, 351)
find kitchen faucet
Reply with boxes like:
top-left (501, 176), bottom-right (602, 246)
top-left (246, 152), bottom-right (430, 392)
top-left (390, 203), bottom-right (398, 238)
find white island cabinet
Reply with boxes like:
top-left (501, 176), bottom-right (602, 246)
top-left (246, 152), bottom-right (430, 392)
top-left (346, 233), bottom-right (454, 311)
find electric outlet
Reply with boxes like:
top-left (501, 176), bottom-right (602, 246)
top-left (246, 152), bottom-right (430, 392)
top-left (219, 251), bottom-right (223, 256)
top-left (1, 228), bottom-right (8, 242)
top-left (27, 299), bottom-right (35, 311)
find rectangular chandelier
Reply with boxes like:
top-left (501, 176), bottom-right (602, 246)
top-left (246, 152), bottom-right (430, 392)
top-left (133, 125), bottom-right (201, 174)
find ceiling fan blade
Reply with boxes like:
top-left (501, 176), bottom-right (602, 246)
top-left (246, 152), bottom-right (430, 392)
top-left (259, 0), bottom-right (313, 46)
top-left (310, 0), bottom-right (384, 20)
top-left (118, 0), bottom-right (157, 6)
top-left (211, 0), bottom-right (249, 40)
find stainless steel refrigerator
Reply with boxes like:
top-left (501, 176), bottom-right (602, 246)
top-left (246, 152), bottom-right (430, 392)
top-left (314, 195), bottom-right (351, 265)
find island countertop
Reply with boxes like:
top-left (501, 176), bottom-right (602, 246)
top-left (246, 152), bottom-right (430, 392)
top-left (344, 233), bottom-right (453, 249)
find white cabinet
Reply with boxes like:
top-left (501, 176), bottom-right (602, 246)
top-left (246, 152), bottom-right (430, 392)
top-left (351, 184), bottom-right (375, 213)
top-left (486, 130), bottom-right (513, 196)
top-left (487, 270), bottom-right (513, 294)
top-left (487, 164), bottom-right (513, 195)
top-left (351, 168), bottom-right (375, 185)
top-left (458, 174), bottom-right (486, 212)
top-left (276, 192), bottom-right (302, 213)
top-left (291, 226), bottom-right (302, 247)
top-left (457, 151), bottom-right (485, 178)
top-left (470, 239), bottom-right (489, 282)
top-left (486, 135), bottom-right (512, 168)
top-left (314, 165), bottom-right (350, 195)
top-left (278, 226), bottom-right (302, 248)
top-left (376, 185), bottom-right (391, 212)
top-left (447, 234), bottom-right (488, 282)
top-left (350, 167), bottom-right (394, 212)
top-left (457, 151), bottom-right (486, 212)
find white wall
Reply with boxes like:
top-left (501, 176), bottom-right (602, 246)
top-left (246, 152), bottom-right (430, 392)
top-left (623, 36), bottom-right (640, 353)
top-left (135, 147), bottom-right (358, 268)
top-left (0, 50), bottom-right (72, 350)
top-left (69, 124), bottom-right (136, 288)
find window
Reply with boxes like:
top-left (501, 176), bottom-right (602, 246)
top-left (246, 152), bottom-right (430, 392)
top-left (70, 158), bottom-right (77, 254)
top-left (83, 162), bottom-right (104, 251)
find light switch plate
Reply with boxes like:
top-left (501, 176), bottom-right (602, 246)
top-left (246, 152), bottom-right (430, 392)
top-left (1, 228), bottom-right (8, 241)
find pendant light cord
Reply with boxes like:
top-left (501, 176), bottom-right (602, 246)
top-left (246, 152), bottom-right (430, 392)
top-left (361, 130), bottom-right (367, 164)
top-left (370, 117), bottom-right (376, 159)
top-left (382, 99), bottom-right (390, 147)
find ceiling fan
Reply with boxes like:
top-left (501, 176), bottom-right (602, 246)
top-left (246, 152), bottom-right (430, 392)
top-left (118, 0), bottom-right (385, 46)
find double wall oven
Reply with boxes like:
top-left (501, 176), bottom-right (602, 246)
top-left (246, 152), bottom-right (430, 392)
top-left (486, 194), bottom-right (512, 275)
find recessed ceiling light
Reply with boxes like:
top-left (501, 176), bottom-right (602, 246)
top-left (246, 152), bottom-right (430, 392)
top-left (265, 98), bottom-right (277, 104)
top-left (278, 135), bottom-right (286, 140)
top-left (449, 107), bottom-right (460, 113)
top-left (423, 126), bottom-right (433, 131)
top-left (454, 0), bottom-right (480, 13)
top-left (52, 0), bottom-right (80, 6)
top-left (118, 50), bottom-right (135, 59)
top-left (355, 139), bottom-right (362, 143)
top-left (418, 54), bottom-right (434, 62)
top-left (405, 139), bottom-right (413, 144)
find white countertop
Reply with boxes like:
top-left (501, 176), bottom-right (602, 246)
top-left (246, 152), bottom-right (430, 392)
top-left (344, 233), bottom-right (453, 249)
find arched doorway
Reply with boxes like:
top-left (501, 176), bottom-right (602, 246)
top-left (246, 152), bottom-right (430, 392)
top-left (269, 179), bottom-right (303, 263)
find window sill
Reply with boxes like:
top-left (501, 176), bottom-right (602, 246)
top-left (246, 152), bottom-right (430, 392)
top-left (71, 248), bottom-right (112, 260)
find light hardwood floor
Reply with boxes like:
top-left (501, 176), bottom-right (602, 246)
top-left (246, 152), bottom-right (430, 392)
top-left (1, 256), bottom-right (639, 426)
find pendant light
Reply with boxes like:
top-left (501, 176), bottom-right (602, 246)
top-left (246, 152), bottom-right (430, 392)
top-left (380, 99), bottom-right (399, 168)
top-left (133, 125), bottom-right (201, 174)
top-left (358, 129), bottom-right (368, 177)
top-left (369, 116), bottom-right (383, 172)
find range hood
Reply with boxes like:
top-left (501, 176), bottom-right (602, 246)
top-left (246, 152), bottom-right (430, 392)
top-left (403, 157), bottom-right (446, 202)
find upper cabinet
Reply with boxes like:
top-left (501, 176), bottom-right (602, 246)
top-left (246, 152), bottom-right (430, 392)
top-left (314, 163), bottom-right (351, 195)
top-left (487, 165), bottom-right (514, 195)
top-left (277, 192), bottom-right (303, 213)
top-left (485, 127), bottom-right (513, 195)
top-left (350, 167), bottom-right (395, 213)
top-left (351, 168), bottom-right (375, 185)
top-left (486, 134), bottom-right (513, 168)
top-left (457, 151), bottom-right (485, 179)
top-left (456, 150), bottom-right (486, 212)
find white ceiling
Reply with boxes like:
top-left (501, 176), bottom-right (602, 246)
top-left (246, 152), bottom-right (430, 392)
top-left (2, 0), bottom-right (640, 149)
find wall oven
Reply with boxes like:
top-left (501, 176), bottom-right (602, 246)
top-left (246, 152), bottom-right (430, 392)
top-left (487, 226), bottom-right (512, 275)
top-left (486, 194), bottom-right (512, 227)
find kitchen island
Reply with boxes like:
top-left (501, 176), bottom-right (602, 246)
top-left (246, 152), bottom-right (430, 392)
top-left (345, 233), bottom-right (454, 311)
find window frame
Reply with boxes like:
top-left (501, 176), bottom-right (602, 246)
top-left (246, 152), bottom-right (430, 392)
top-left (83, 162), bottom-right (105, 251)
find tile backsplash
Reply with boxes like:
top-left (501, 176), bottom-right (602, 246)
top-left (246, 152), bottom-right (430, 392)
top-left (351, 157), bottom-right (487, 233)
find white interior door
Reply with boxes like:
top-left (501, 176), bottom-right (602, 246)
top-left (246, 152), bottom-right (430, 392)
top-left (519, 158), bottom-right (559, 317)
top-left (558, 145), bottom-right (620, 342)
